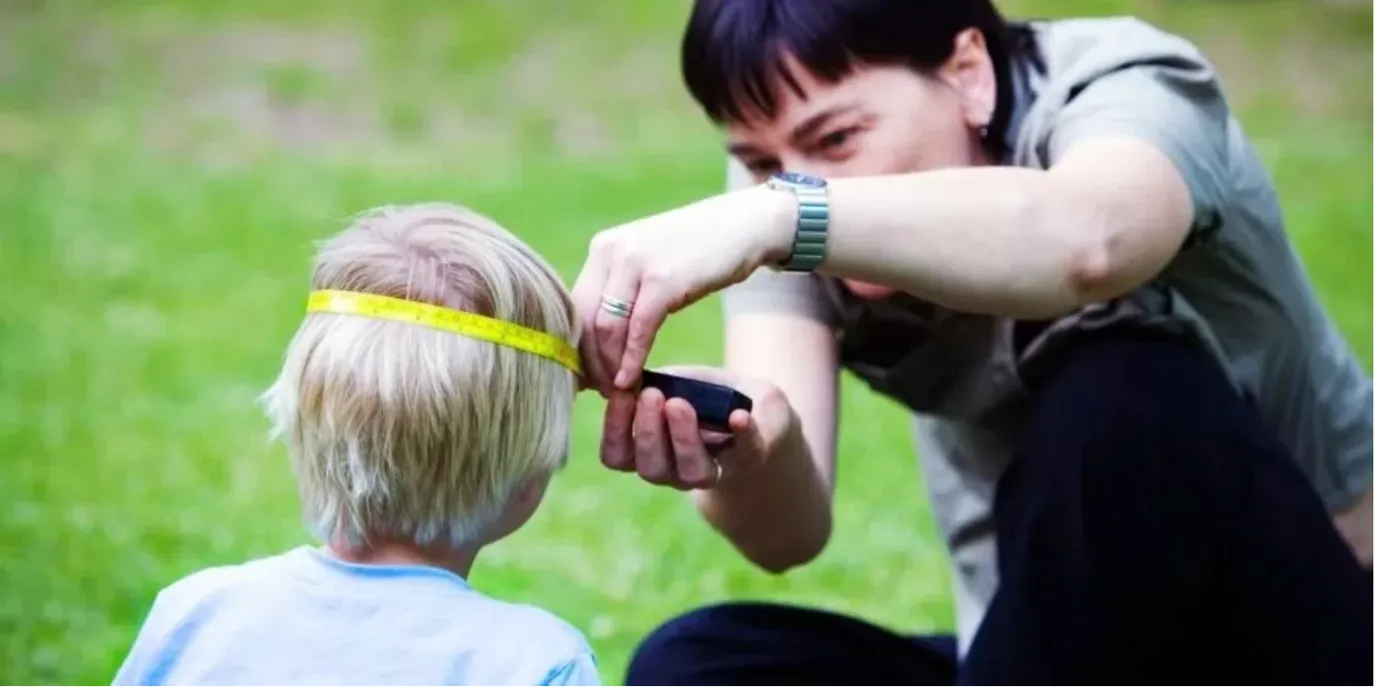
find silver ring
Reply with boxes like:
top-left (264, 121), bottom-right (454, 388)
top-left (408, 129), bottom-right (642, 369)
top-left (600, 294), bottom-right (633, 319)
top-left (710, 460), bottom-right (723, 487)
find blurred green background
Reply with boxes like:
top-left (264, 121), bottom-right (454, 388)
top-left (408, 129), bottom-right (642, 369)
top-left (0, 0), bottom-right (1370, 684)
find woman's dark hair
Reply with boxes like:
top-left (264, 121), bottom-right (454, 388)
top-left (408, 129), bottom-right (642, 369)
top-left (680, 0), bottom-right (1037, 158)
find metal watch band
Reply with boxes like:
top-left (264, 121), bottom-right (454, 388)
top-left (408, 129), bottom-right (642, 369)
top-left (783, 185), bottom-right (829, 272)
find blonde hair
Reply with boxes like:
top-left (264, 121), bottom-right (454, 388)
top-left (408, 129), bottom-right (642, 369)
top-left (262, 202), bottom-right (578, 548)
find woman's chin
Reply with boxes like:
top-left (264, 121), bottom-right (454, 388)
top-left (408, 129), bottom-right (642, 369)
top-left (842, 279), bottom-right (898, 300)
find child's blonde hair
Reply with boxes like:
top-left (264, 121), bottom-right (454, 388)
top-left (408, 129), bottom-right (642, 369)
top-left (262, 202), bottom-right (578, 548)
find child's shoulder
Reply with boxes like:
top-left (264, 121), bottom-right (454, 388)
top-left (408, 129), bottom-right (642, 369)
top-left (437, 592), bottom-right (598, 681)
top-left (292, 583), bottom-right (595, 685)
top-left (459, 592), bottom-right (592, 653)
top-left (112, 552), bottom-right (301, 683)
top-left (117, 550), bottom-right (600, 685)
top-left (150, 562), bottom-right (246, 611)
top-left (153, 549), bottom-right (294, 608)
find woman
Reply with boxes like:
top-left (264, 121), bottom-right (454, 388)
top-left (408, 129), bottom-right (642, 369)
top-left (572, 1), bottom-right (1373, 683)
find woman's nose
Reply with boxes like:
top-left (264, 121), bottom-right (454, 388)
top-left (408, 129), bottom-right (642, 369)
top-left (781, 160), bottom-right (831, 177)
top-left (778, 156), bottom-right (837, 179)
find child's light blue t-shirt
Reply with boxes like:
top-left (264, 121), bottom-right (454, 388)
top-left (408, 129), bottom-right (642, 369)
top-left (112, 546), bottom-right (600, 686)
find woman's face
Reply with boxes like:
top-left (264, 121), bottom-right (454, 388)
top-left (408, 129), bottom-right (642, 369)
top-left (723, 32), bottom-right (996, 299)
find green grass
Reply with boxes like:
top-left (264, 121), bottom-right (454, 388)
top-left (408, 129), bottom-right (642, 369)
top-left (0, 0), bottom-right (1370, 683)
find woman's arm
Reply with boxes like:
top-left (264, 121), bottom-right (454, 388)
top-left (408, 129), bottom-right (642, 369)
top-left (750, 136), bottom-right (1198, 320)
top-left (574, 135), bottom-right (1205, 390)
top-left (689, 310), bottom-right (838, 573)
top-left (685, 137), bottom-right (1193, 568)
top-left (687, 159), bottom-right (838, 573)
top-left (573, 45), bottom-right (1233, 389)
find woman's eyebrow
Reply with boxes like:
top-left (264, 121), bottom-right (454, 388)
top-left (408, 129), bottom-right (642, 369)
top-left (722, 103), bottom-right (861, 156)
top-left (789, 104), bottom-right (859, 144)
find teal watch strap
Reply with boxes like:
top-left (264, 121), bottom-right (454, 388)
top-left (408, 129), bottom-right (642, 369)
top-left (785, 185), bottom-right (829, 271)
top-left (769, 172), bottom-right (830, 272)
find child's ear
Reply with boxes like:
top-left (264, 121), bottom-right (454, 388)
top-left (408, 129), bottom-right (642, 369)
top-left (512, 472), bottom-right (552, 507)
top-left (512, 479), bottom-right (539, 506)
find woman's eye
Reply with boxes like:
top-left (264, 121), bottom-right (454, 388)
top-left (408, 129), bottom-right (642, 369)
top-left (818, 128), bottom-right (857, 149)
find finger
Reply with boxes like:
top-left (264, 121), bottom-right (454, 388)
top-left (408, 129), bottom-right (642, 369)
top-left (570, 243), bottom-right (612, 392)
top-left (614, 287), bottom-right (672, 390)
top-left (577, 339), bottom-right (609, 395)
top-left (595, 262), bottom-right (640, 392)
top-left (633, 388), bottom-right (675, 485)
top-left (573, 355), bottom-right (598, 393)
top-left (728, 408), bottom-right (753, 433)
top-left (576, 372), bottom-right (595, 393)
top-left (599, 391), bottom-right (637, 472)
top-left (727, 408), bottom-right (769, 460)
top-left (664, 398), bottom-right (716, 488)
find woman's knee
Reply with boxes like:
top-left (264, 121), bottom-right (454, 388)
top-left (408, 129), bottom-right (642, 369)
top-left (624, 602), bottom-right (768, 684)
top-left (1017, 333), bottom-right (1279, 481)
top-left (626, 601), bottom-right (955, 685)
top-left (998, 334), bottom-right (1299, 559)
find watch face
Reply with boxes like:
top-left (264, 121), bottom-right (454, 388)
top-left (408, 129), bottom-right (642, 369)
top-left (773, 171), bottom-right (827, 188)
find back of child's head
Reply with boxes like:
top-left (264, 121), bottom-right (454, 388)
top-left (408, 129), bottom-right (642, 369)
top-left (262, 202), bottom-right (578, 549)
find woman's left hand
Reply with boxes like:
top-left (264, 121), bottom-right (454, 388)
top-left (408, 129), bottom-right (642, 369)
top-left (572, 185), bottom-right (792, 392)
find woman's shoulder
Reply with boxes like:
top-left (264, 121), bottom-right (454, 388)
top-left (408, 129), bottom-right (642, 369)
top-left (1024, 15), bottom-right (1214, 77)
top-left (1008, 15), bottom-right (1237, 216)
top-left (1011, 15), bottom-right (1222, 128)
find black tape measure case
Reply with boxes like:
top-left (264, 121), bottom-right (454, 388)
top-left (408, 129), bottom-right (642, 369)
top-left (639, 370), bottom-right (753, 433)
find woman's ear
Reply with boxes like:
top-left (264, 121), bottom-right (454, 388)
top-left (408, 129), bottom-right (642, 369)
top-left (937, 28), bottom-right (997, 130)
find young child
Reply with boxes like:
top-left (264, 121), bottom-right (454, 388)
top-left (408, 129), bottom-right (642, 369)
top-left (113, 203), bottom-right (600, 686)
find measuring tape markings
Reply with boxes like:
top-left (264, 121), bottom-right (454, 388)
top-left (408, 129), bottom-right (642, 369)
top-left (305, 290), bottom-right (581, 375)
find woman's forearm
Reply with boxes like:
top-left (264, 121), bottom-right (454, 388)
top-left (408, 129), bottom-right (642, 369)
top-left (821, 167), bottom-right (1101, 318)
top-left (748, 140), bottom-right (1193, 319)
top-left (692, 418), bottom-right (832, 574)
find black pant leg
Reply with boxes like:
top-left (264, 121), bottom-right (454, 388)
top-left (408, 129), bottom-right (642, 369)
top-left (625, 602), bottom-right (957, 685)
top-left (960, 334), bottom-right (1372, 685)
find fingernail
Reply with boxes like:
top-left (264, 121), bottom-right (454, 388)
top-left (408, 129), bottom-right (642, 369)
top-left (614, 370), bottom-right (631, 389)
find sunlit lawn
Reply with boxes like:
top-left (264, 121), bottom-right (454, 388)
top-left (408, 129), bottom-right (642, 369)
top-left (0, 0), bottom-right (1369, 683)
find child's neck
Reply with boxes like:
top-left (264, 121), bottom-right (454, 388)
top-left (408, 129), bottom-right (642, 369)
top-left (327, 538), bottom-right (480, 579)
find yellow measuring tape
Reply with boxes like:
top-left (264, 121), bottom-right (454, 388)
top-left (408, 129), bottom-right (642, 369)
top-left (306, 289), bottom-right (581, 375)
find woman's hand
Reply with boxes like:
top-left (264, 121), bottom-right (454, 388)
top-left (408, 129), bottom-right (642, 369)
top-left (599, 365), bottom-right (797, 491)
top-left (571, 186), bottom-right (794, 392)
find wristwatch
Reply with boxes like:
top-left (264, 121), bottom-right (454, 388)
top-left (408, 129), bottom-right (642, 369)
top-left (766, 171), bottom-right (830, 272)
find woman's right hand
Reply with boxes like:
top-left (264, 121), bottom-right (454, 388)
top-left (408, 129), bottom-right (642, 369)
top-left (599, 365), bottom-right (796, 491)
